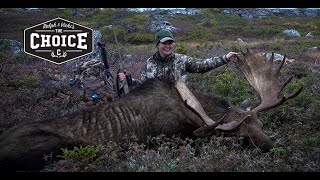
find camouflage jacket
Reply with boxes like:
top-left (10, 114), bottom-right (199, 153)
top-left (140, 51), bottom-right (229, 83)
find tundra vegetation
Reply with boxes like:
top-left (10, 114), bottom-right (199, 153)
top-left (0, 8), bottom-right (319, 172)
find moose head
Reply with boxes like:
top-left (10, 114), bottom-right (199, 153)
top-left (191, 49), bottom-right (303, 152)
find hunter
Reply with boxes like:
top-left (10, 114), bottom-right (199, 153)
top-left (118, 28), bottom-right (238, 126)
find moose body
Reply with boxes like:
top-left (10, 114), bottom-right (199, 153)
top-left (0, 79), bottom-right (229, 171)
top-left (0, 51), bottom-right (302, 171)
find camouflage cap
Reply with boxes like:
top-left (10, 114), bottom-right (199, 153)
top-left (155, 29), bottom-right (174, 45)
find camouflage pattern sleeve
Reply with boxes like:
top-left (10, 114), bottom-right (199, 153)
top-left (140, 57), bottom-right (157, 83)
top-left (183, 54), bottom-right (229, 73)
top-left (140, 62), bottom-right (148, 82)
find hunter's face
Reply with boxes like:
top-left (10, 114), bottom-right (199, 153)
top-left (158, 41), bottom-right (174, 57)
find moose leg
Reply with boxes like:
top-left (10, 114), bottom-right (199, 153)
top-left (175, 79), bottom-right (216, 127)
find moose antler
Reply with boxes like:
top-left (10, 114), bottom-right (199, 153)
top-left (235, 49), bottom-right (303, 114)
top-left (175, 79), bottom-right (223, 127)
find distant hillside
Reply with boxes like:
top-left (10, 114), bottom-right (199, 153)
top-left (1, 8), bottom-right (319, 44)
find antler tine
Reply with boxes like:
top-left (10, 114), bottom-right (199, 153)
top-left (256, 85), bottom-right (304, 112)
top-left (276, 53), bottom-right (286, 76)
top-left (280, 75), bottom-right (293, 92)
top-left (285, 86), bottom-right (303, 100)
top-left (215, 114), bottom-right (251, 131)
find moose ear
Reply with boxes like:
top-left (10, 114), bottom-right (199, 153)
top-left (240, 99), bottom-right (251, 111)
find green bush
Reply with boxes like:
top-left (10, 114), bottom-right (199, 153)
top-left (227, 44), bottom-right (241, 52)
top-left (311, 30), bottom-right (320, 36)
top-left (18, 75), bottom-right (39, 88)
top-left (191, 50), bottom-right (201, 58)
top-left (268, 43), bottom-right (282, 52)
top-left (126, 33), bottom-right (154, 44)
top-left (59, 145), bottom-right (103, 165)
top-left (312, 100), bottom-right (320, 111)
top-left (175, 43), bottom-right (189, 55)
top-left (271, 147), bottom-right (290, 158)
top-left (101, 27), bottom-right (127, 44)
top-left (213, 68), bottom-right (251, 105)
top-left (253, 27), bottom-right (282, 38)
top-left (301, 134), bottom-right (320, 150)
top-left (201, 20), bottom-right (218, 28)
top-left (285, 39), bottom-right (320, 57)
top-left (284, 78), bottom-right (312, 108)
top-left (285, 71), bottom-right (318, 107)
top-left (184, 23), bottom-right (216, 42)
top-left (216, 14), bottom-right (249, 27)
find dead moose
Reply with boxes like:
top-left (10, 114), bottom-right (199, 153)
top-left (0, 50), bottom-right (303, 171)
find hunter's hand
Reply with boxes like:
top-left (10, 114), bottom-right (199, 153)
top-left (226, 52), bottom-right (240, 62)
top-left (118, 72), bottom-right (126, 81)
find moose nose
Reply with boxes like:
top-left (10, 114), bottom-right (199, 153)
top-left (258, 140), bottom-right (274, 153)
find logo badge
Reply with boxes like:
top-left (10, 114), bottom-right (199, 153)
top-left (24, 17), bottom-right (93, 64)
